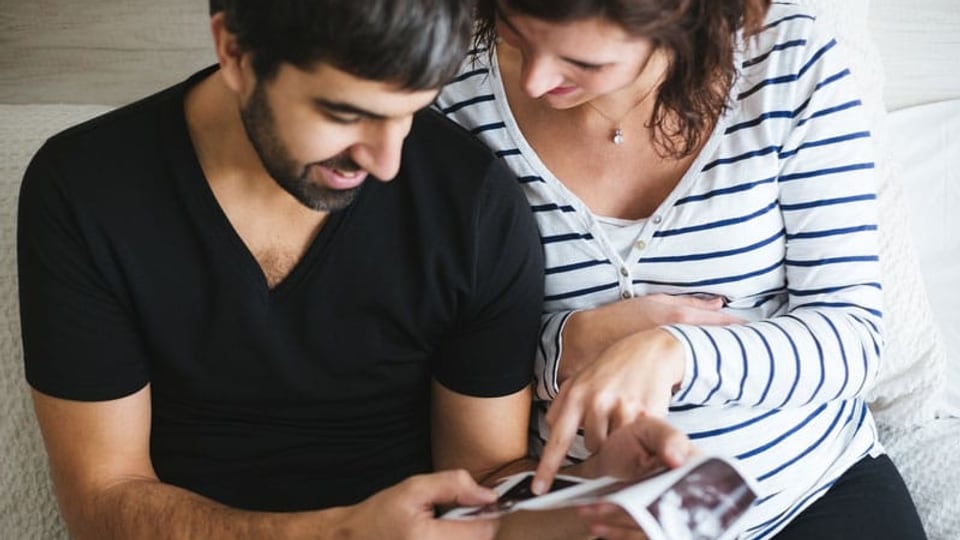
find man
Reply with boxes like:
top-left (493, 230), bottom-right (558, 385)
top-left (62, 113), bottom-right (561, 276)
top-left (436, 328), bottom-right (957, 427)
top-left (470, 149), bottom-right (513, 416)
top-left (18, 1), bottom-right (692, 538)
top-left (19, 0), bottom-right (540, 537)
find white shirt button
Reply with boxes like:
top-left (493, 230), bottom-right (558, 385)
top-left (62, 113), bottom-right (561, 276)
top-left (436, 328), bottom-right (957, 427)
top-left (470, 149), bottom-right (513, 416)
top-left (621, 290), bottom-right (632, 299)
top-left (636, 240), bottom-right (647, 250)
top-left (652, 215), bottom-right (663, 224)
top-left (620, 267), bottom-right (629, 277)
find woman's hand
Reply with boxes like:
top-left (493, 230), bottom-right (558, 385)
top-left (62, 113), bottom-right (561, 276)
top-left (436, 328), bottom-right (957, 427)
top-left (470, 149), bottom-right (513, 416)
top-left (560, 294), bottom-right (739, 381)
top-left (572, 414), bottom-right (695, 481)
top-left (533, 329), bottom-right (686, 495)
top-left (568, 416), bottom-right (698, 540)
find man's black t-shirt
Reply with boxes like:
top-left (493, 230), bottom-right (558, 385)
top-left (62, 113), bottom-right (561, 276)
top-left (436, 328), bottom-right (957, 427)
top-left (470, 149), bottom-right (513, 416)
top-left (18, 68), bottom-right (544, 511)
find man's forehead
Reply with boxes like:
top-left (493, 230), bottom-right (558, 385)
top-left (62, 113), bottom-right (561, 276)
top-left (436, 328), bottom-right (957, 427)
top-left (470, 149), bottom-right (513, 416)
top-left (271, 61), bottom-right (439, 117)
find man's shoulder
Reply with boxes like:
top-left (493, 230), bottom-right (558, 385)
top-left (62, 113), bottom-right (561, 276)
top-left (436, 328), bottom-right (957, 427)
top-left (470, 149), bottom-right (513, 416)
top-left (398, 108), bottom-right (521, 206)
top-left (41, 83), bottom-right (182, 166)
top-left (36, 66), bottom-right (211, 180)
top-left (406, 107), bottom-right (498, 166)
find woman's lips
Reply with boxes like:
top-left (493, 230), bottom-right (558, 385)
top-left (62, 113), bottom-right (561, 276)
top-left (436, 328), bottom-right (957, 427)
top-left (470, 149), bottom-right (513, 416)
top-left (546, 85), bottom-right (577, 96)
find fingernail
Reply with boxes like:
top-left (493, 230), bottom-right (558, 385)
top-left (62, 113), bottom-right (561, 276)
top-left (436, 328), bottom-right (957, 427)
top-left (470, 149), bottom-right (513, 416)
top-left (667, 444), bottom-right (687, 464)
top-left (531, 479), bottom-right (546, 495)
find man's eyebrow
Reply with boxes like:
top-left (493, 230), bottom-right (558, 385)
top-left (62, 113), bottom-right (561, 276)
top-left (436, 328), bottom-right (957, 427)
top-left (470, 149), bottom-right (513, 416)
top-left (313, 98), bottom-right (388, 120)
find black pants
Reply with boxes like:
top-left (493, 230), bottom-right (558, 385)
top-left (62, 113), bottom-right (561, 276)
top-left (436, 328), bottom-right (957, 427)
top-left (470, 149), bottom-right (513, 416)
top-left (774, 454), bottom-right (927, 540)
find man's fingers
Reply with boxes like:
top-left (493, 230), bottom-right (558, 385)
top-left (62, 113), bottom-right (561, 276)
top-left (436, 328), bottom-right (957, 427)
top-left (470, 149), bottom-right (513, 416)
top-left (409, 470), bottom-right (497, 507)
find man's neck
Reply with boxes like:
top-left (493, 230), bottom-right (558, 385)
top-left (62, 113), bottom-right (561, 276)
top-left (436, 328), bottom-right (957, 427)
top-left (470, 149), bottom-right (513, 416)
top-left (183, 69), bottom-right (329, 289)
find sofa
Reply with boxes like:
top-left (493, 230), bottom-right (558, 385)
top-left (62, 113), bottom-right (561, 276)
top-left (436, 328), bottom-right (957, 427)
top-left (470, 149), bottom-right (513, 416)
top-left (1, 0), bottom-right (957, 538)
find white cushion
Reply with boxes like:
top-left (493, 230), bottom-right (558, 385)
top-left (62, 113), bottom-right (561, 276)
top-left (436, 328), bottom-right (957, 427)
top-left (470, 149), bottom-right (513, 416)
top-left (882, 100), bottom-right (960, 417)
top-left (794, 1), bottom-right (948, 427)
top-left (0, 104), bottom-right (112, 539)
top-left (880, 420), bottom-right (960, 539)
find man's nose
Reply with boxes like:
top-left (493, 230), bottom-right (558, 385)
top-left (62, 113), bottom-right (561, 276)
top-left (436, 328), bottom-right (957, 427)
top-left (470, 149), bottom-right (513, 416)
top-left (352, 117), bottom-right (412, 181)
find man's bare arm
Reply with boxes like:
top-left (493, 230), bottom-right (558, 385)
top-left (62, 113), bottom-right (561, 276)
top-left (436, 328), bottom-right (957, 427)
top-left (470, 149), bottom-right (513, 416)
top-left (32, 386), bottom-right (500, 540)
top-left (430, 381), bottom-right (531, 482)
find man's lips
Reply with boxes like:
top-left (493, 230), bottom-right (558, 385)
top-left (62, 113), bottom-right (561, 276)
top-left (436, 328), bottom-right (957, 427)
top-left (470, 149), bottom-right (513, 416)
top-left (313, 164), bottom-right (368, 190)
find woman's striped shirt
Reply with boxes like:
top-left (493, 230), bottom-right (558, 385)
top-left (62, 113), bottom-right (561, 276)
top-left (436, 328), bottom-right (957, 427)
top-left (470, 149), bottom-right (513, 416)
top-left (437, 4), bottom-right (884, 538)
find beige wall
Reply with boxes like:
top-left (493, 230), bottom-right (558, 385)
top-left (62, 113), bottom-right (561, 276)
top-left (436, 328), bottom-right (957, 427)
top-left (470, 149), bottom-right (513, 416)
top-left (2, 0), bottom-right (959, 110)
top-left (0, 0), bottom-right (213, 105)
top-left (870, 0), bottom-right (960, 110)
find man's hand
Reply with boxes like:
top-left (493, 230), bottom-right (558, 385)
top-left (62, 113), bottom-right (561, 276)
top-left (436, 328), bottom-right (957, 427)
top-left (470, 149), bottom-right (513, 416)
top-left (336, 470), bottom-right (501, 540)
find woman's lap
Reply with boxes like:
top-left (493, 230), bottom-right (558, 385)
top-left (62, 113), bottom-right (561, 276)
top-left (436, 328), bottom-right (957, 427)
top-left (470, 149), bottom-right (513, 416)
top-left (773, 454), bottom-right (926, 540)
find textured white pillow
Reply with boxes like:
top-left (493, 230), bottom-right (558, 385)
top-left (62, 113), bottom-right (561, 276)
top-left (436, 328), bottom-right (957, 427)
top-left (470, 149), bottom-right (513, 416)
top-left (793, 0), bottom-right (948, 427)
top-left (802, 3), bottom-right (959, 539)
top-left (0, 104), bottom-right (111, 539)
top-left (879, 420), bottom-right (960, 540)
top-left (884, 100), bottom-right (960, 418)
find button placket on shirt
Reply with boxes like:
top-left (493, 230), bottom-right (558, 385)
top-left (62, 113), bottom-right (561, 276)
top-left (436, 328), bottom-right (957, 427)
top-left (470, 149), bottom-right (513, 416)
top-left (623, 213), bottom-right (663, 299)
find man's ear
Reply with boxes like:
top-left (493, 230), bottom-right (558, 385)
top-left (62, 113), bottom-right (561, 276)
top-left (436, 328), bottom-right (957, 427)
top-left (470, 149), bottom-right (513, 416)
top-left (210, 11), bottom-right (250, 95)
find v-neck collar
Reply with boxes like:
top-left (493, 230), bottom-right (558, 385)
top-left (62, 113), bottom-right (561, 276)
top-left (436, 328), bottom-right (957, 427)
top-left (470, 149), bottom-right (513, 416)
top-left (486, 47), bottom-right (743, 265)
top-left (160, 66), bottom-right (355, 301)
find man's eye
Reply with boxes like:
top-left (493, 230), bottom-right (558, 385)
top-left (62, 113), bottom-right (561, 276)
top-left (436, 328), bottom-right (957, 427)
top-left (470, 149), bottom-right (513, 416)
top-left (325, 112), bottom-right (363, 125)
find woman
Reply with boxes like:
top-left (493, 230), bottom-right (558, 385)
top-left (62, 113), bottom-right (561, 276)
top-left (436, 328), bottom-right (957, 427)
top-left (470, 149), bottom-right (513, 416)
top-left (437, 1), bottom-right (926, 538)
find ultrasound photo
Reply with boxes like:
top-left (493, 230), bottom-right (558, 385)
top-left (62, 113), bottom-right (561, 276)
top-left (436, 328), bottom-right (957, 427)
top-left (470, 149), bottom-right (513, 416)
top-left (646, 458), bottom-right (757, 540)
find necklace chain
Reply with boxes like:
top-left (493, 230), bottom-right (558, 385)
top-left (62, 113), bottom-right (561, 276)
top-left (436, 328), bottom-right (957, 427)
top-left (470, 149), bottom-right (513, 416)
top-left (584, 84), bottom-right (657, 145)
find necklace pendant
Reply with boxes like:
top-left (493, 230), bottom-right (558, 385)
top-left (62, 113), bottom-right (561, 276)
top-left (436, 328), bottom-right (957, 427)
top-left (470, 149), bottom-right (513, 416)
top-left (612, 128), bottom-right (624, 145)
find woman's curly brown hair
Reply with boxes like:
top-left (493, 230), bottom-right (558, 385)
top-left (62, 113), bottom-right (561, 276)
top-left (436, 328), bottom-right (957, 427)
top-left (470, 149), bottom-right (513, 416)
top-left (474, 0), bottom-right (772, 158)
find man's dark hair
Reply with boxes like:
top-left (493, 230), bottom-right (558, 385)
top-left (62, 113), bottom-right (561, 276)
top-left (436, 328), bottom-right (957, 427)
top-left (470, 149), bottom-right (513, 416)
top-left (210, 0), bottom-right (472, 90)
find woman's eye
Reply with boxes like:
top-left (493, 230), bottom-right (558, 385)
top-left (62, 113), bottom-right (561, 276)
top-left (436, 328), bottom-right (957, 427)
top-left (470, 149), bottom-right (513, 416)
top-left (572, 61), bottom-right (603, 72)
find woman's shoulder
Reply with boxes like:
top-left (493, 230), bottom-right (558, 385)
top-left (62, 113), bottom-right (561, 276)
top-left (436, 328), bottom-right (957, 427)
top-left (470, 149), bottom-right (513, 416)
top-left (739, 2), bottom-right (844, 79)
top-left (436, 48), bottom-right (497, 109)
top-left (435, 47), bottom-right (510, 137)
top-left (751, 4), bottom-right (837, 51)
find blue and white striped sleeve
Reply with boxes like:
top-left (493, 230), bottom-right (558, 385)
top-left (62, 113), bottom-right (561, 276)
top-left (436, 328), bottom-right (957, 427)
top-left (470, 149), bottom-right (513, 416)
top-left (533, 310), bottom-right (576, 400)
top-left (665, 26), bottom-right (882, 410)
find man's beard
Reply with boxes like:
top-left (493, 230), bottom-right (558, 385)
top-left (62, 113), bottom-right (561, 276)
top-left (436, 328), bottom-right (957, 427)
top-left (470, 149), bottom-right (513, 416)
top-left (240, 83), bottom-right (363, 212)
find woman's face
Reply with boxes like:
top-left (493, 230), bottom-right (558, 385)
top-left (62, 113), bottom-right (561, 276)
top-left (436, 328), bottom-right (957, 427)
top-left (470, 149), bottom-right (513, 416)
top-left (495, 7), bottom-right (658, 108)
